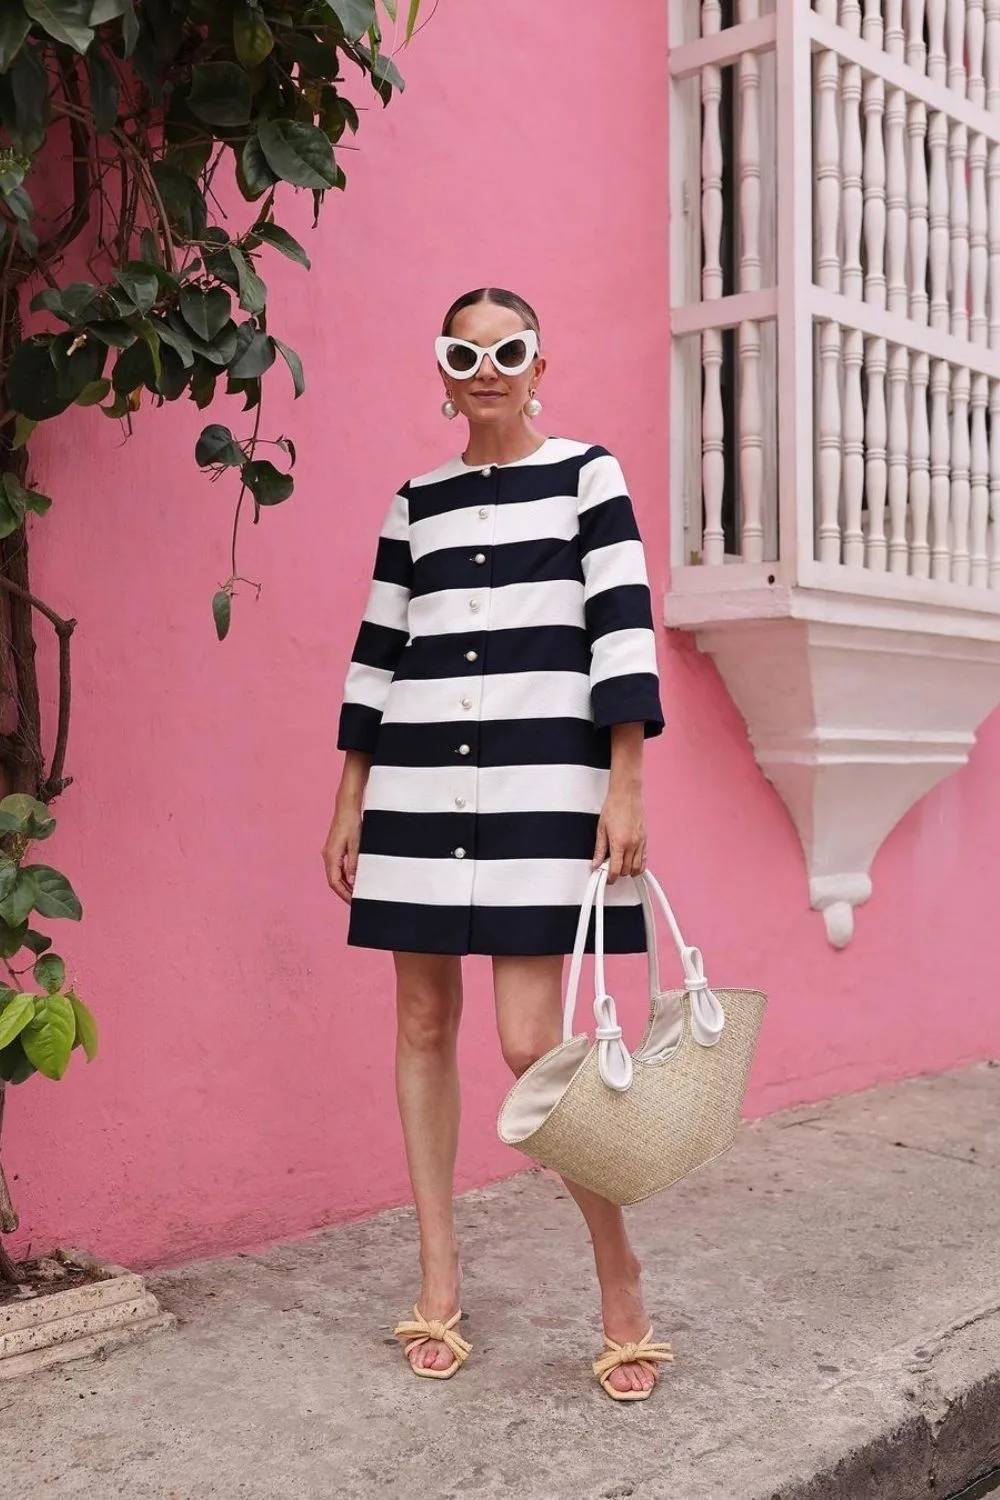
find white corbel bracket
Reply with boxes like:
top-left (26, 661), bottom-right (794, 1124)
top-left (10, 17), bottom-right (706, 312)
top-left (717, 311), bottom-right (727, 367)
top-left (665, 582), bottom-right (1000, 946)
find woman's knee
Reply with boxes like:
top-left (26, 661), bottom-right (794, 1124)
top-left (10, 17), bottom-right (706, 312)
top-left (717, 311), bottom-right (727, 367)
top-left (395, 957), bottom-right (462, 1053)
top-left (500, 1029), bottom-right (553, 1078)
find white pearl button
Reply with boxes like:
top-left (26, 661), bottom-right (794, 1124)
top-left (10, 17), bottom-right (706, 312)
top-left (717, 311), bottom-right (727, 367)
top-left (469, 599), bottom-right (480, 612)
top-left (454, 847), bottom-right (466, 859)
top-left (461, 697), bottom-right (472, 710)
top-left (458, 744), bottom-right (470, 756)
top-left (465, 650), bottom-right (478, 662)
top-left (481, 466), bottom-right (494, 476)
top-left (474, 553), bottom-right (486, 565)
top-left (478, 507), bottom-right (489, 519)
top-left (454, 795), bottom-right (466, 809)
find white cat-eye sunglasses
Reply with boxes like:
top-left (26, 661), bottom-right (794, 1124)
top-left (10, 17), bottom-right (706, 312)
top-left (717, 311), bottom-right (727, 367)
top-left (435, 329), bottom-right (540, 381)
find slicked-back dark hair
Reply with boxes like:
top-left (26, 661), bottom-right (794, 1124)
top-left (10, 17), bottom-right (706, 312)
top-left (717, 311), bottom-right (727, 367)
top-left (441, 287), bottom-right (541, 340)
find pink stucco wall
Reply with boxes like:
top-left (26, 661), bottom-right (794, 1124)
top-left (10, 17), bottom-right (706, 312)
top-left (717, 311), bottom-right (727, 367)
top-left (6, 2), bottom-right (1000, 1269)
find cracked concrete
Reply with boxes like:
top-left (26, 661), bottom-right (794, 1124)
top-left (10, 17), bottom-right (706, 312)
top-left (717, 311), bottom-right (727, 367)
top-left (0, 1063), bottom-right (998, 1500)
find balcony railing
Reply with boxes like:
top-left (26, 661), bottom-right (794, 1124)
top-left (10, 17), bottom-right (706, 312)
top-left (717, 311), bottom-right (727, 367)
top-left (670, 0), bottom-right (1000, 607)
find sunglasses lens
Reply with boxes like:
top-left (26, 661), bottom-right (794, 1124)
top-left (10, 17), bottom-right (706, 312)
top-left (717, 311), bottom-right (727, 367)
top-left (495, 337), bottom-right (529, 370)
top-left (443, 342), bottom-right (478, 374)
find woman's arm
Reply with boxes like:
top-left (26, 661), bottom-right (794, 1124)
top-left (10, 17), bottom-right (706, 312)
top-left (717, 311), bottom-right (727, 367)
top-left (577, 448), bottom-right (664, 883)
top-left (323, 750), bottom-right (372, 903)
top-left (593, 722), bottom-right (647, 882)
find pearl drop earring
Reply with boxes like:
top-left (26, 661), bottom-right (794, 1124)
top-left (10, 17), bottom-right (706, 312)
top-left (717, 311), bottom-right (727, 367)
top-left (524, 390), bottom-right (543, 418)
top-left (441, 395), bottom-right (458, 420)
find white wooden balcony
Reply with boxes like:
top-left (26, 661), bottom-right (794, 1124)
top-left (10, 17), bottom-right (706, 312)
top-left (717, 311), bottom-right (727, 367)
top-left (667, 0), bottom-right (1000, 944)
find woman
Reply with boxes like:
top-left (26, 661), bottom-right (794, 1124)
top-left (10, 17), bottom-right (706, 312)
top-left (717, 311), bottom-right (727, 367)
top-left (323, 288), bottom-right (669, 1401)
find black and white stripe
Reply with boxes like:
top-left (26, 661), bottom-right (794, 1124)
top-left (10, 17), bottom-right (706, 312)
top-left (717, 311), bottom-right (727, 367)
top-left (338, 437), bottom-right (664, 956)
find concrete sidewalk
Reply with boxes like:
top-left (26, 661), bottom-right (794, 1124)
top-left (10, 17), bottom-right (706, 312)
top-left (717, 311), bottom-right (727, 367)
top-left (2, 1064), bottom-right (999, 1500)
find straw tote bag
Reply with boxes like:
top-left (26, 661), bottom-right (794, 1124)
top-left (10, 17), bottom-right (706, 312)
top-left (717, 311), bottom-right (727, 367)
top-left (497, 863), bottom-right (767, 1206)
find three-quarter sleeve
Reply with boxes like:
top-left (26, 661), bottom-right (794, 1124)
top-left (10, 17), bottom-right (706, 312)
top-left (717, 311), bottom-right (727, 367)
top-left (337, 489), bottom-right (412, 755)
top-left (577, 447), bottom-right (664, 738)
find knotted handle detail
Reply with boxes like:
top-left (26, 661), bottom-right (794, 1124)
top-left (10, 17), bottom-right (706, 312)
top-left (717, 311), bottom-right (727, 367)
top-left (562, 862), bottom-right (726, 1091)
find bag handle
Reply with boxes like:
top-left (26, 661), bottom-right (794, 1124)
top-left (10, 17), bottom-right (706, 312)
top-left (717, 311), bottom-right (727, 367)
top-left (562, 862), bottom-right (726, 1091)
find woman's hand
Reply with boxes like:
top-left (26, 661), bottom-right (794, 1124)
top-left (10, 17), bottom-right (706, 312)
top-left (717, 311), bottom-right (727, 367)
top-left (323, 752), bottom-right (370, 903)
top-left (593, 784), bottom-right (647, 883)
top-left (323, 804), bottom-right (361, 903)
top-left (593, 722), bottom-right (647, 883)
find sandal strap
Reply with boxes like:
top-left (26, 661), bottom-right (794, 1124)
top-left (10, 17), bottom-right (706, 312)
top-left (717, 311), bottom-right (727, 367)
top-left (393, 1306), bottom-right (472, 1365)
top-left (593, 1328), bottom-right (674, 1382)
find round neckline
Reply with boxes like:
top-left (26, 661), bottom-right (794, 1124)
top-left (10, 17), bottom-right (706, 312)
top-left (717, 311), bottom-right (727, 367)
top-left (459, 435), bottom-right (552, 470)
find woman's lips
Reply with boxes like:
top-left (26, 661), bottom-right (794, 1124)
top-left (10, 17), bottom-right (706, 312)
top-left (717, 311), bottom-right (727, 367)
top-left (471, 390), bottom-right (505, 401)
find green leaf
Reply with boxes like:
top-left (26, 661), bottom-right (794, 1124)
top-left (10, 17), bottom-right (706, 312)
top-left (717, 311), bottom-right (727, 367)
top-left (212, 589), bottom-right (231, 642)
top-left (252, 222), bottom-right (310, 270)
top-left (100, 391), bottom-right (132, 419)
top-left (365, 45), bottom-right (405, 93)
top-left (257, 119), bottom-right (340, 190)
top-left (76, 377), bottom-right (112, 406)
top-left (0, 921), bottom-right (27, 961)
top-left (51, 332), bottom-right (107, 403)
top-left (189, 360), bottom-right (217, 409)
top-left (405, 0), bottom-right (421, 42)
top-left (23, 929), bottom-right (52, 955)
top-left (86, 320), bottom-right (136, 349)
top-left (243, 459), bottom-right (293, 506)
top-left (8, 41), bottom-right (50, 154)
top-left (4, 336), bottom-right (69, 421)
top-left (33, 953), bottom-right (65, 994)
top-left (273, 337), bottom-right (305, 398)
top-left (89, 0), bottom-right (127, 20)
top-left (228, 246), bottom-right (267, 315)
top-left (233, 1), bottom-right (273, 67)
top-left (12, 414), bottom-right (36, 450)
top-left (112, 263), bottom-right (159, 315)
top-left (0, 474), bottom-right (52, 526)
top-left (23, 0), bottom-right (94, 53)
top-left (21, 992), bottom-right (75, 1080)
top-left (238, 135), bottom-right (278, 202)
top-left (0, 993), bottom-right (35, 1051)
top-left (0, 872), bottom-right (36, 928)
top-left (133, 316), bottom-right (163, 385)
top-left (68, 991), bottom-right (98, 1061)
top-left (188, 61), bottom-right (253, 127)
top-left (22, 866), bottom-right (82, 922)
top-left (0, 858), bottom-right (17, 903)
top-left (155, 319), bottom-right (195, 369)
top-left (196, 424), bottom-right (244, 468)
top-left (150, 162), bottom-right (207, 238)
top-left (230, 328), bottom-right (274, 380)
top-left (31, 282), bottom-right (98, 323)
top-left (87, 45), bottom-right (119, 135)
top-left (0, 793), bottom-right (55, 840)
top-left (0, 1038), bottom-right (36, 1084)
top-left (111, 338), bottom-right (155, 395)
top-left (0, 12), bottom-right (31, 73)
top-left (179, 286), bottom-right (231, 343)
top-left (325, 0), bottom-right (377, 40)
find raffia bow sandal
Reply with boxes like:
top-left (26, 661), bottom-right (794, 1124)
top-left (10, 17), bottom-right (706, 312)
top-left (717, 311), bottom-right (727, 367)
top-left (393, 1306), bottom-right (472, 1380)
top-left (593, 1328), bottom-right (674, 1402)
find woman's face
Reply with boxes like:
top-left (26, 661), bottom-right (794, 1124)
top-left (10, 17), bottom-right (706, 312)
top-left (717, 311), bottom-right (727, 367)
top-left (438, 301), bottom-right (545, 426)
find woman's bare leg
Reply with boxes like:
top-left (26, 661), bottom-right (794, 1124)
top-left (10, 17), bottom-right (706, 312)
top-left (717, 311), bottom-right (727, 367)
top-left (394, 950), bottom-right (464, 1372)
top-left (493, 954), bottom-right (657, 1396)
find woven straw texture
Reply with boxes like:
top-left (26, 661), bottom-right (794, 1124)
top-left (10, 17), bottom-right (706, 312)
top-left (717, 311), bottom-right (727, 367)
top-left (501, 986), bottom-right (767, 1206)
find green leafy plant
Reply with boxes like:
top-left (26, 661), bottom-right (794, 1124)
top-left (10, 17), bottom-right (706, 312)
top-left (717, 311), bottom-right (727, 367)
top-left (0, 0), bottom-right (425, 1281)
top-left (0, 793), bottom-right (94, 1282)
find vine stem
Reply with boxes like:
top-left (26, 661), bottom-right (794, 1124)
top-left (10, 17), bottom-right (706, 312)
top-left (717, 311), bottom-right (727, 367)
top-left (231, 396), bottom-right (265, 580)
top-left (0, 578), bottom-right (76, 802)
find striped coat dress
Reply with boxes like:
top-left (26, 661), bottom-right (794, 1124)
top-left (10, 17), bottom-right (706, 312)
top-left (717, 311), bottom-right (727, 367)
top-left (337, 436), bottom-right (664, 956)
